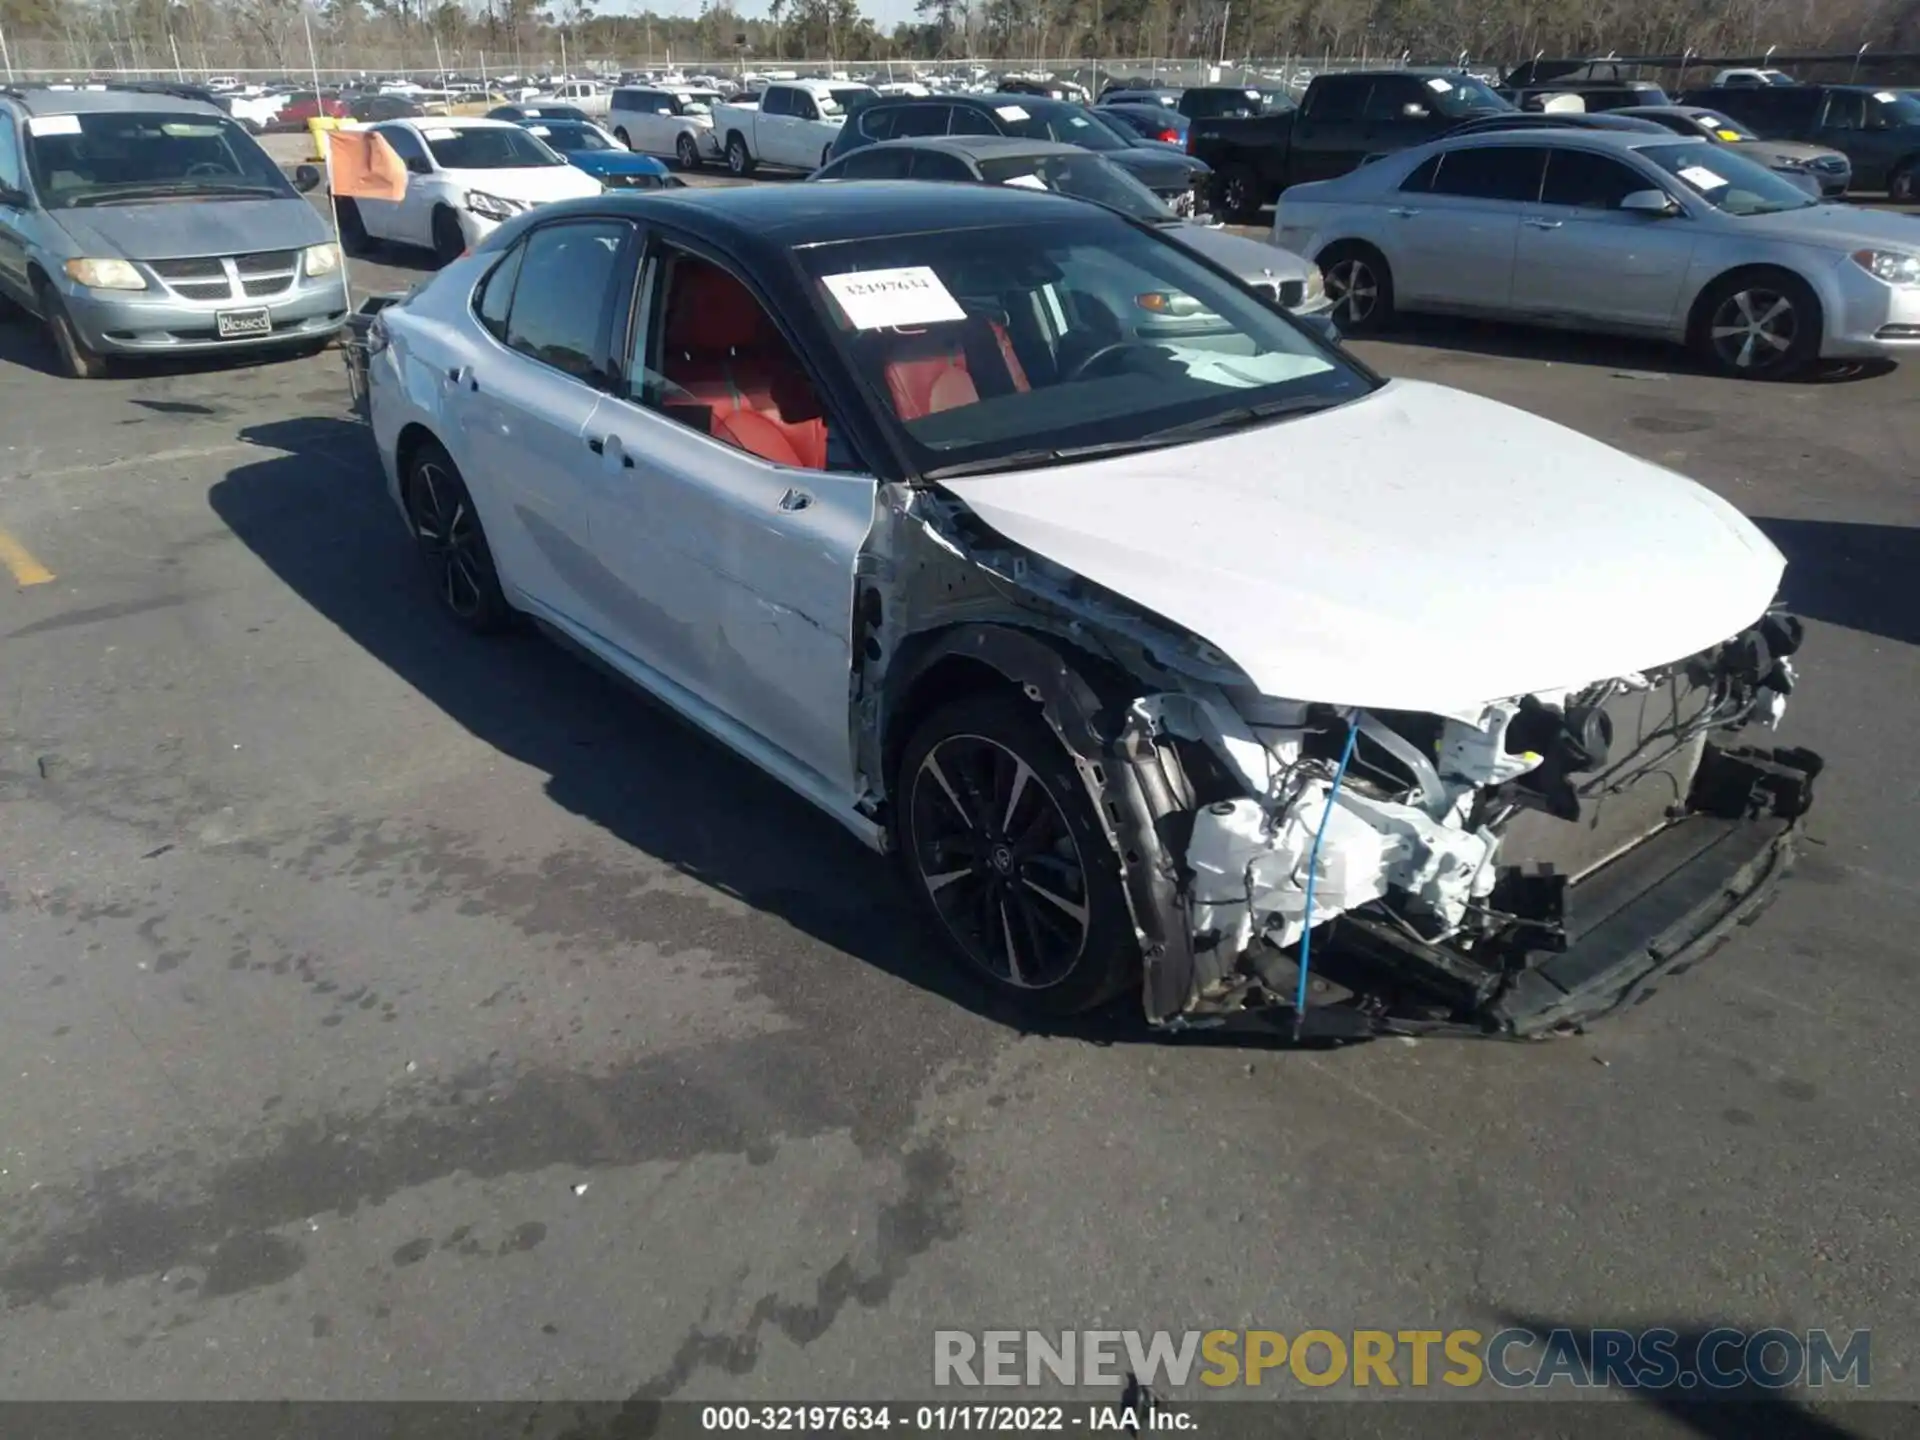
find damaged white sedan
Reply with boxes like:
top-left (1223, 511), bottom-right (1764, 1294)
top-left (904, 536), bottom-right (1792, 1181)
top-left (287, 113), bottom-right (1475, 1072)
top-left (363, 180), bottom-right (1818, 1039)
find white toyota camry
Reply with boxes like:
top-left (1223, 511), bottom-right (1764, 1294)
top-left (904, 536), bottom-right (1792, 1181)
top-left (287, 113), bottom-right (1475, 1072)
top-left (361, 180), bottom-right (1818, 1040)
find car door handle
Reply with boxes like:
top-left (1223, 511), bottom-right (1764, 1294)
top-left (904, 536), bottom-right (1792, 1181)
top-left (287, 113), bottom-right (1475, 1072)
top-left (778, 487), bottom-right (813, 513)
top-left (1523, 217), bottom-right (1564, 230)
top-left (447, 364), bottom-right (477, 391)
top-left (586, 436), bottom-right (635, 468)
top-left (1389, 206), bottom-right (1421, 218)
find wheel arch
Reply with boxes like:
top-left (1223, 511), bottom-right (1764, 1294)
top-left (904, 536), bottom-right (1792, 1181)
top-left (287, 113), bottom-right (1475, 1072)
top-left (1684, 261), bottom-right (1826, 349)
top-left (880, 621), bottom-right (1202, 1022)
top-left (394, 421), bottom-right (445, 486)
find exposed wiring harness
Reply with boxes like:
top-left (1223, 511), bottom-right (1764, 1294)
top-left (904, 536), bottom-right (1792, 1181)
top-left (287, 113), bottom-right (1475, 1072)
top-left (1293, 712), bottom-right (1360, 1040)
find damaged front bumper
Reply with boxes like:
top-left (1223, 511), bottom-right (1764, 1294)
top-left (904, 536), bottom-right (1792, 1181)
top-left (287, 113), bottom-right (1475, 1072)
top-left (1103, 628), bottom-right (1822, 1040)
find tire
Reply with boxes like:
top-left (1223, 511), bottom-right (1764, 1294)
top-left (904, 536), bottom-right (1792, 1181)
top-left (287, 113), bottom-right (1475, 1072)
top-left (1888, 160), bottom-right (1918, 205)
top-left (1691, 268), bottom-right (1821, 380)
top-left (726, 133), bottom-right (755, 177)
top-left (431, 207), bottom-right (466, 268)
top-left (1316, 241), bottom-right (1395, 333)
top-left (1215, 165), bottom-right (1265, 224)
top-left (820, 144), bottom-right (833, 170)
top-left (335, 196), bottom-right (368, 254)
top-left (676, 132), bottom-right (701, 171)
top-left (895, 690), bottom-right (1140, 1017)
top-left (403, 440), bottom-right (512, 634)
top-left (35, 278), bottom-right (109, 379)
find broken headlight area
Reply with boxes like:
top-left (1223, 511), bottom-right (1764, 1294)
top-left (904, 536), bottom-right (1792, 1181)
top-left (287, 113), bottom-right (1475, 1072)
top-left (1148, 609), bottom-right (1819, 1039)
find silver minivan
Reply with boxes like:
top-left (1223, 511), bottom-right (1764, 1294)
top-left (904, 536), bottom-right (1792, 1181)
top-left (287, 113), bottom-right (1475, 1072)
top-left (0, 85), bottom-right (349, 378)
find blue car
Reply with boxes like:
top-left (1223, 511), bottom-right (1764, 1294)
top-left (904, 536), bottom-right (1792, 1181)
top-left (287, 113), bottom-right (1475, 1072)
top-left (513, 118), bottom-right (688, 189)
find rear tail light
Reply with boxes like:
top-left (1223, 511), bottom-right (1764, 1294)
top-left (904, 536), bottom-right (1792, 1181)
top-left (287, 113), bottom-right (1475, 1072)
top-left (1158, 128), bottom-right (1181, 143)
top-left (1186, 129), bottom-right (1198, 154)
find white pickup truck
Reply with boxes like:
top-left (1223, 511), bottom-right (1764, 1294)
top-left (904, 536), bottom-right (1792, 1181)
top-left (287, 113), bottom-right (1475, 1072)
top-left (712, 79), bottom-right (877, 176)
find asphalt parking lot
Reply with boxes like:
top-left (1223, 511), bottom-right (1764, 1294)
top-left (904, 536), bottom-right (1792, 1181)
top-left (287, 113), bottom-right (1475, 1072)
top-left (2, 162), bottom-right (1919, 1429)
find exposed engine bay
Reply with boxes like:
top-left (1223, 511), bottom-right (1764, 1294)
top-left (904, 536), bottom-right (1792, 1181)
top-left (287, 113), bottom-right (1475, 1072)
top-left (857, 483), bottom-right (1822, 1040)
top-left (1156, 614), bottom-right (1818, 1036)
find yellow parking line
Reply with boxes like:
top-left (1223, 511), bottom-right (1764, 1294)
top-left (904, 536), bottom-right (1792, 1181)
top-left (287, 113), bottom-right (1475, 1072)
top-left (0, 527), bottom-right (55, 587)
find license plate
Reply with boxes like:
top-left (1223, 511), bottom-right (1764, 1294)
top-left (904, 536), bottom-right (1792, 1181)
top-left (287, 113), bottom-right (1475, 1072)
top-left (215, 307), bottom-right (271, 339)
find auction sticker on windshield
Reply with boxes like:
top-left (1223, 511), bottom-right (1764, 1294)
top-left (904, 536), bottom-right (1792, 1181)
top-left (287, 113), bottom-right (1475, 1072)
top-left (1001, 174), bottom-right (1048, 190)
top-left (1679, 165), bottom-right (1728, 189)
top-left (26, 114), bottom-right (81, 136)
top-left (424, 127), bottom-right (458, 140)
top-left (1426, 77), bottom-right (1453, 92)
top-left (995, 105), bottom-right (1030, 121)
top-left (821, 266), bottom-right (967, 329)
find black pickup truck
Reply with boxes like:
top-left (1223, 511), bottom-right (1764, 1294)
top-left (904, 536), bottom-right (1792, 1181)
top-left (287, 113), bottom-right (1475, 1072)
top-left (1189, 69), bottom-right (1513, 221)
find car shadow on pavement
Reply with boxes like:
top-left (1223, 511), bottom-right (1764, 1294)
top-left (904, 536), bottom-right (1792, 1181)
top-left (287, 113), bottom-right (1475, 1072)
top-left (209, 415), bottom-right (1223, 1048)
top-left (1756, 517), bottom-right (1920, 649)
top-left (1367, 314), bottom-right (1898, 384)
top-left (0, 310), bottom-right (334, 381)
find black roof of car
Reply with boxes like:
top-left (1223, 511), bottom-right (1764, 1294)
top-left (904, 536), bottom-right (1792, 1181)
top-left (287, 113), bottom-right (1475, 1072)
top-left (849, 135), bottom-right (1086, 160)
top-left (563, 176), bottom-right (1103, 247)
top-left (1444, 111), bottom-right (1671, 136)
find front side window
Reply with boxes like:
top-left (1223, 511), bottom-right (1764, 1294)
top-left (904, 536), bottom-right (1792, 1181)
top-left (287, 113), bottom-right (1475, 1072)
top-left (1538, 147), bottom-right (1653, 208)
top-left (0, 113), bottom-right (22, 191)
top-left (502, 221), bottom-right (630, 381)
top-left (425, 125), bottom-right (566, 169)
top-left (891, 105), bottom-right (949, 138)
top-left (1637, 142), bottom-right (1816, 214)
top-left (628, 249), bottom-right (835, 471)
top-left (1428, 145), bottom-right (1547, 202)
top-left (22, 110), bottom-right (292, 208)
top-left (948, 106), bottom-right (998, 136)
top-left (793, 215), bottom-right (1373, 478)
top-left (1305, 79), bottom-right (1370, 122)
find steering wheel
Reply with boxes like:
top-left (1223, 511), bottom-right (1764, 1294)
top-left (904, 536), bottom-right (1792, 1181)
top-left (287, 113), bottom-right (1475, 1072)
top-left (185, 161), bottom-right (231, 177)
top-left (1061, 339), bottom-right (1166, 383)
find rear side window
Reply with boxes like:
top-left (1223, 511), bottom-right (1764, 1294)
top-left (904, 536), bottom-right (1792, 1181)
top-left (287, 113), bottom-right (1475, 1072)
top-left (1306, 77), bottom-right (1370, 122)
top-left (1429, 145), bottom-right (1546, 201)
top-left (502, 221), bottom-right (631, 382)
top-left (908, 150), bottom-right (973, 180)
top-left (476, 243), bottom-right (524, 342)
top-left (1399, 153), bottom-right (1442, 192)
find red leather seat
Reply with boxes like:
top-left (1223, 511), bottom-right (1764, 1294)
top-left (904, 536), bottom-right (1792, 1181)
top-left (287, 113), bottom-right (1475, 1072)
top-left (881, 319), bottom-right (1031, 423)
top-left (661, 261), bottom-right (828, 470)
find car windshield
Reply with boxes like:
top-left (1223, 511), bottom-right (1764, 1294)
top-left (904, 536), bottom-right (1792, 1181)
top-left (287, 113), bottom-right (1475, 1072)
top-left (975, 153), bottom-right (1171, 222)
top-left (425, 125), bottom-right (566, 168)
top-left (22, 110), bottom-right (292, 208)
top-left (1874, 91), bottom-right (1920, 125)
top-left (1689, 111), bottom-right (1757, 141)
top-left (989, 99), bottom-right (1130, 151)
top-left (816, 87), bottom-right (875, 117)
top-left (794, 215), bottom-right (1373, 478)
top-left (534, 123), bottom-right (614, 152)
top-left (1422, 76), bottom-right (1514, 116)
top-left (1639, 142), bottom-right (1818, 214)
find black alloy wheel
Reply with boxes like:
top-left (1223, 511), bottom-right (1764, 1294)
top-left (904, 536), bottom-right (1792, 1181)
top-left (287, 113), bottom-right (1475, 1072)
top-left (404, 444), bottom-right (510, 632)
top-left (897, 692), bottom-right (1138, 1015)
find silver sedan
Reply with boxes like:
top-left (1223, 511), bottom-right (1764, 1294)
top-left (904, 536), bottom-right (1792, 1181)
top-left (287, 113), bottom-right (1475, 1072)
top-left (1273, 129), bottom-right (1920, 378)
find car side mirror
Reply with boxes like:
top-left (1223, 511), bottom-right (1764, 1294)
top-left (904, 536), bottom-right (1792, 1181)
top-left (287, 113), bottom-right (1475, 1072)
top-left (405, 156), bottom-right (433, 176)
top-left (1401, 103), bottom-right (1429, 118)
top-left (1620, 189), bottom-right (1680, 215)
top-left (292, 164), bottom-right (322, 193)
top-left (0, 184), bottom-right (27, 207)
